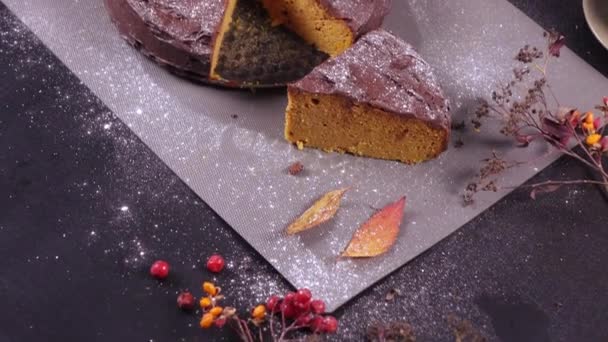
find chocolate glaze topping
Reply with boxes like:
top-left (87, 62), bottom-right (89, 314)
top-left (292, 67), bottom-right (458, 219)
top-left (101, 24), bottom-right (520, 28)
top-left (320, 0), bottom-right (392, 37)
top-left (104, 0), bottom-right (392, 87)
top-left (104, 0), bottom-right (227, 82)
top-left (290, 30), bottom-right (450, 131)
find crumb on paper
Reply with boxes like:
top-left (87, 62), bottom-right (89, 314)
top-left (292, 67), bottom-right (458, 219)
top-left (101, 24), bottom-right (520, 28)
top-left (287, 161), bottom-right (304, 176)
top-left (451, 120), bottom-right (466, 131)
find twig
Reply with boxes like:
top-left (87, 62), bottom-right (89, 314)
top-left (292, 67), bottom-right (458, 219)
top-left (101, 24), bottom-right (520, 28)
top-left (269, 310), bottom-right (276, 340)
top-left (465, 31), bottom-right (608, 204)
top-left (506, 179), bottom-right (608, 189)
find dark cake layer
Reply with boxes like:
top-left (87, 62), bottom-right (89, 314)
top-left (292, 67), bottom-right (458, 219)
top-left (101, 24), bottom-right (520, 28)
top-left (215, 0), bottom-right (328, 86)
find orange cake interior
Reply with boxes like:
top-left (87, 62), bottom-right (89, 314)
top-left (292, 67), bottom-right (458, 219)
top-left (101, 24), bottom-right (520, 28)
top-left (285, 90), bottom-right (448, 164)
top-left (261, 0), bottom-right (354, 56)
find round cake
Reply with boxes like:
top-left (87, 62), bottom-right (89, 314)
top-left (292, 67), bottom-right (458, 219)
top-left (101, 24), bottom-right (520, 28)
top-left (104, 0), bottom-right (392, 88)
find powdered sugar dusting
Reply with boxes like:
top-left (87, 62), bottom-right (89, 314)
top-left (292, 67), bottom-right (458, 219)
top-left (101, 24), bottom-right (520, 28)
top-left (293, 29), bottom-right (450, 129)
top-left (129, 0), bottom-right (225, 55)
top-left (321, 0), bottom-right (391, 35)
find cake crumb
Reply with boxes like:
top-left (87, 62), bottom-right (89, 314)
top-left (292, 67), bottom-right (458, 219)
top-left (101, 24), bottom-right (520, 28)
top-left (231, 114), bottom-right (238, 119)
top-left (287, 161), bottom-right (304, 176)
top-left (451, 120), bottom-right (466, 131)
top-left (454, 138), bottom-right (464, 148)
top-left (385, 288), bottom-right (401, 301)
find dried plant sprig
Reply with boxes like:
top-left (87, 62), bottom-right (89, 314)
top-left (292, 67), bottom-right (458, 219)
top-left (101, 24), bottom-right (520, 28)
top-left (366, 321), bottom-right (416, 342)
top-left (447, 314), bottom-right (487, 342)
top-left (463, 151), bottom-right (525, 205)
top-left (199, 282), bottom-right (338, 342)
top-left (465, 30), bottom-right (608, 204)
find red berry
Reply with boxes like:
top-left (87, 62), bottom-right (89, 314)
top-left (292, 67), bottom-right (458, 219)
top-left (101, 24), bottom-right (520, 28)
top-left (176, 291), bottom-right (195, 310)
top-left (280, 301), bottom-right (297, 319)
top-left (295, 314), bottom-right (313, 327)
top-left (310, 300), bottom-right (325, 314)
top-left (150, 260), bottom-right (170, 279)
top-left (310, 315), bottom-right (324, 332)
top-left (266, 295), bottom-right (281, 312)
top-left (322, 316), bottom-right (338, 334)
top-left (214, 317), bottom-right (227, 328)
top-left (294, 300), bottom-right (311, 314)
top-left (206, 254), bottom-right (225, 273)
top-left (295, 288), bottom-right (312, 304)
top-left (284, 292), bottom-right (296, 305)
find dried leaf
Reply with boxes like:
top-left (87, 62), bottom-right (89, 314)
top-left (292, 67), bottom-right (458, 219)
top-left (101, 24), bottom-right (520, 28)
top-left (555, 107), bottom-right (575, 121)
top-left (541, 117), bottom-right (572, 146)
top-left (515, 134), bottom-right (534, 147)
top-left (548, 32), bottom-right (565, 57)
top-left (286, 188), bottom-right (348, 235)
top-left (601, 136), bottom-right (608, 152)
top-left (341, 197), bottom-right (406, 258)
top-left (530, 184), bottom-right (562, 199)
top-left (593, 117), bottom-right (602, 130)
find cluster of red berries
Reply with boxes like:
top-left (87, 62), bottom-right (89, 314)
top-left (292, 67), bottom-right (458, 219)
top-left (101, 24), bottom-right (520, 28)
top-left (149, 257), bottom-right (339, 336)
top-left (266, 288), bottom-right (338, 334)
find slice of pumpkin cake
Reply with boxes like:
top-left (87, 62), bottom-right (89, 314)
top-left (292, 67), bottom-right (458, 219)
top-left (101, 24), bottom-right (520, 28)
top-left (285, 30), bottom-right (451, 164)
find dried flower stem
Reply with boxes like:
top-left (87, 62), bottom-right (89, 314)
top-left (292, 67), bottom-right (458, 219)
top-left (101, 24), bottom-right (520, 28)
top-left (508, 179), bottom-right (608, 190)
top-left (466, 30), bottom-right (608, 203)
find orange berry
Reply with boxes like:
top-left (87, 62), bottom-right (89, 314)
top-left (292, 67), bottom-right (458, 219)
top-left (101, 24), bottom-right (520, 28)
top-left (582, 122), bottom-right (595, 133)
top-left (586, 133), bottom-right (602, 146)
top-left (210, 307), bottom-right (223, 317)
top-left (199, 297), bottom-right (212, 309)
top-left (203, 282), bottom-right (217, 295)
top-left (251, 304), bottom-right (266, 320)
top-left (584, 112), bottom-right (594, 124)
top-left (200, 313), bottom-right (215, 329)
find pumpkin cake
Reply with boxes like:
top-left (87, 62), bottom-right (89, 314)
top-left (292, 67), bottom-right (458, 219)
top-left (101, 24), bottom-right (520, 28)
top-left (104, 0), bottom-right (391, 87)
top-left (261, 0), bottom-right (391, 57)
top-left (285, 30), bottom-right (451, 164)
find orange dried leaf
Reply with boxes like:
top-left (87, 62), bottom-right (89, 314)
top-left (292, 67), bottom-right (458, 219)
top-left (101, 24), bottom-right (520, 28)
top-left (341, 196), bottom-right (406, 258)
top-left (286, 188), bottom-right (349, 235)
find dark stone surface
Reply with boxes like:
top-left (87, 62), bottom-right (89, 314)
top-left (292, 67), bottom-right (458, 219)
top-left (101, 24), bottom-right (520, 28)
top-left (1, 1), bottom-right (607, 341)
